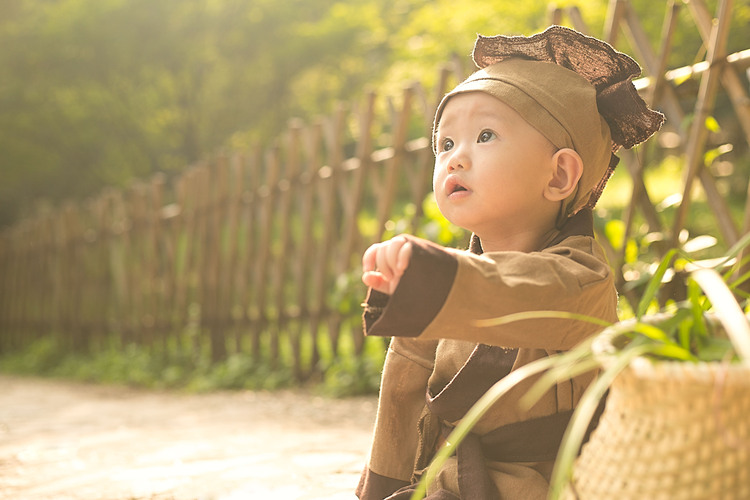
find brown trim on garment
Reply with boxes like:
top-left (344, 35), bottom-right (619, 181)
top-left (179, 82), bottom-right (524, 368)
top-left (426, 344), bottom-right (518, 422)
top-left (356, 466), bottom-right (410, 500)
top-left (479, 410), bottom-right (575, 462)
top-left (548, 209), bottom-right (595, 245)
top-left (457, 433), bottom-right (501, 499)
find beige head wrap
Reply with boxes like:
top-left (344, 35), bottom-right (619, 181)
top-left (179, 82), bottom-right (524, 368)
top-left (433, 26), bottom-right (665, 226)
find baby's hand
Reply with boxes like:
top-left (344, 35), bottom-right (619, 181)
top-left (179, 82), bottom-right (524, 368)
top-left (362, 235), bottom-right (413, 295)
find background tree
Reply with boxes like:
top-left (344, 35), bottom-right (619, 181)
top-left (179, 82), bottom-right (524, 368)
top-left (0, 0), bottom-right (390, 226)
top-left (1, 0), bottom-right (748, 228)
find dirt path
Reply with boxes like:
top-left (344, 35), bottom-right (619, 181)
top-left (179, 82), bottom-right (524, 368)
top-left (0, 375), bottom-right (377, 500)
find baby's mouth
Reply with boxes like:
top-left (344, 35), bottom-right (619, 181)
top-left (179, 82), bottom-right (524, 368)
top-left (446, 177), bottom-right (469, 196)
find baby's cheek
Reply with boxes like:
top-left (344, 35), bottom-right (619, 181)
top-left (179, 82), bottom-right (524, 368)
top-left (432, 166), bottom-right (442, 191)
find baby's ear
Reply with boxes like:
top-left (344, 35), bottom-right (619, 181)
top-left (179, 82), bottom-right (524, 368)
top-left (544, 148), bottom-right (583, 202)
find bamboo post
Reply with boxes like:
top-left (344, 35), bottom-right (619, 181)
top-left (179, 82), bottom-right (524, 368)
top-left (334, 94), bottom-right (377, 358)
top-left (4, 224), bottom-right (23, 349)
top-left (13, 222), bottom-right (27, 345)
top-left (303, 121), bottom-right (327, 360)
top-left (24, 212), bottom-right (41, 341)
top-left (548, 6), bottom-right (564, 26)
top-left (234, 149), bottom-right (260, 352)
top-left (211, 157), bottom-right (230, 362)
top-left (150, 174), bottom-right (171, 351)
top-left (604, 0), bottom-right (627, 45)
top-left (374, 87), bottom-right (414, 243)
top-left (291, 124), bottom-right (320, 378)
top-left (313, 106), bottom-right (345, 354)
top-left (338, 92), bottom-right (376, 275)
top-left (88, 194), bottom-right (109, 350)
top-left (141, 175), bottom-right (162, 353)
top-left (402, 82), bottom-right (434, 235)
top-left (200, 160), bottom-right (228, 363)
top-left (39, 210), bottom-right (53, 339)
top-left (21, 215), bottom-right (34, 340)
top-left (62, 202), bottom-right (85, 351)
top-left (271, 123), bottom-right (301, 375)
top-left (266, 147), bottom-right (285, 368)
top-left (566, 6), bottom-right (590, 33)
top-left (619, 2), bottom-right (686, 125)
top-left (189, 166), bottom-right (210, 356)
top-left (159, 182), bottom-right (182, 355)
top-left (128, 182), bottom-right (151, 347)
top-left (252, 145), bottom-right (281, 361)
top-left (192, 166), bottom-right (209, 357)
top-left (172, 170), bottom-right (192, 352)
top-left (222, 153), bottom-right (245, 353)
top-left (672, 0), bottom-right (734, 242)
top-left (108, 189), bottom-right (130, 346)
top-left (648, 0), bottom-right (680, 107)
top-left (243, 149), bottom-right (265, 358)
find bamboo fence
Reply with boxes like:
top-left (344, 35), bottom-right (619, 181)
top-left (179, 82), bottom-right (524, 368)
top-left (1, 0), bottom-right (749, 381)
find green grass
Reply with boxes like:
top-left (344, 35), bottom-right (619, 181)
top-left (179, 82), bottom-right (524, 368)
top-left (0, 325), bottom-right (386, 397)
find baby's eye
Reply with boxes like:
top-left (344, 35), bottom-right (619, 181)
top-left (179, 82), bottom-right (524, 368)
top-left (478, 130), bottom-right (496, 143)
top-left (440, 138), bottom-right (454, 152)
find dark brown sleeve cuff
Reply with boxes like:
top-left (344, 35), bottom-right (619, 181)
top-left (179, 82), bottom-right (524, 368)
top-left (356, 466), bottom-right (411, 499)
top-left (362, 236), bottom-right (458, 337)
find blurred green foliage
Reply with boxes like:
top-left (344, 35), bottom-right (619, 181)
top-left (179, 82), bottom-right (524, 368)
top-left (2, 0), bottom-right (749, 227)
top-left (0, 0), bottom-right (390, 226)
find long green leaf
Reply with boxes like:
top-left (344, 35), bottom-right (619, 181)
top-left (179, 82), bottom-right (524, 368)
top-left (687, 278), bottom-right (710, 340)
top-left (727, 267), bottom-right (750, 292)
top-left (473, 310), bottom-right (612, 329)
top-left (629, 322), bottom-right (671, 343)
top-left (713, 230), bottom-right (750, 269)
top-left (520, 350), bottom-right (599, 409)
top-left (636, 248), bottom-right (679, 318)
top-left (629, 323), bottom-right (697, 361)
top-left (691, 268), bottom-right (750, 361)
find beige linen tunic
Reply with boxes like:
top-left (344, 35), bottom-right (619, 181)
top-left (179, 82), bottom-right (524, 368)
top-left (356, 210), bottom-right (618, 500)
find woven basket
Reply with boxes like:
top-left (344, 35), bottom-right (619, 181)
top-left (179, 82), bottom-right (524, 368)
top-left (565, 317), bottom-right (750, 499)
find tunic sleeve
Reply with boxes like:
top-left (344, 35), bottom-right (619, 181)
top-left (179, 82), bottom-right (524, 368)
top-left (363, 234), bottom-right (617, 351)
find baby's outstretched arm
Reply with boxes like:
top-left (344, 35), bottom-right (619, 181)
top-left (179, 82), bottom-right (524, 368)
top-left (361, 235), bottom-right (412, 295)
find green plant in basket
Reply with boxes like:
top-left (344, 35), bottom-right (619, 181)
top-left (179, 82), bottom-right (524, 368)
top-left (411, 234), bottom-right (750, 500)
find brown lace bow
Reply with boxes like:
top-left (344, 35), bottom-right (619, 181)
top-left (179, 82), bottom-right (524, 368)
top-left (472, 25), bottom-right (665, 153)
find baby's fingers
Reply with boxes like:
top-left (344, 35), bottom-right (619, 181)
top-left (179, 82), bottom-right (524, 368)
top-left (376, 243), bottom-right (397, 280)
top-left (396, 239), bottom-right (412, 272)
top-left (362, 243), bottom-right (380, 273)
top-left (385, 236), bottom-right (404, 270)
top-left (383, 236), bottom-right (409, 269)
top-left (361, 237), bottom-right (412, 295)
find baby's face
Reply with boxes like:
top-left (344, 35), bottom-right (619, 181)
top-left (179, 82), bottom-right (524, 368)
top-left (433, 92), bottom-right (558, 245)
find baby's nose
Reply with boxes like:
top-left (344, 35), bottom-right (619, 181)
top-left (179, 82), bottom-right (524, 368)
top-left (447, 150), bottom-right (469, 171)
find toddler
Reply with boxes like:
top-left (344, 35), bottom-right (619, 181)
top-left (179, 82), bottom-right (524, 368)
top-left (357, 26), bottom-right (664, 500)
